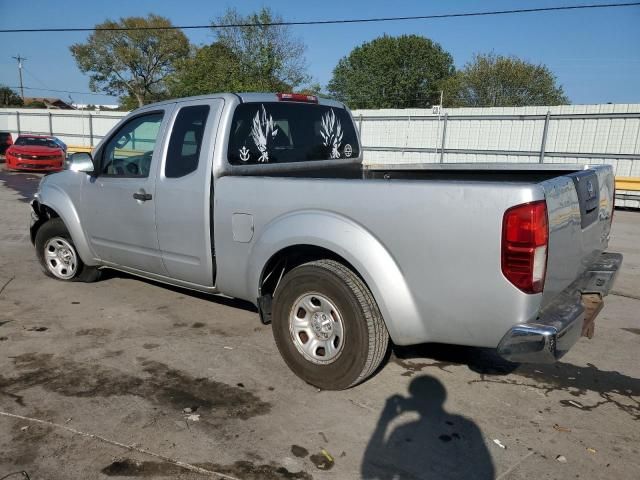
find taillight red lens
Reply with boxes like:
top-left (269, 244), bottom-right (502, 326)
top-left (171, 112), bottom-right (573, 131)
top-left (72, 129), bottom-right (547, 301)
top-left (502, 200), bottom-right (548, 294)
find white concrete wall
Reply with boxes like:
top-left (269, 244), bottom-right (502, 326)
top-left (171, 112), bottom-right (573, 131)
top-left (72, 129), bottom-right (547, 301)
top-left (0, 108), bottom-right (127, 147)
top-left (352, 104), bottom-right (640, 179)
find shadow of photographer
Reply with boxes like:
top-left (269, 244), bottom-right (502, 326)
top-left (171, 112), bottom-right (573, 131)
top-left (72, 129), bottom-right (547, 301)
top-left (361, 375), bottom-right (495, 480)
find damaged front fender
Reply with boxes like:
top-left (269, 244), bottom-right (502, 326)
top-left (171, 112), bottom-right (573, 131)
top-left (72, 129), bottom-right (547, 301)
top-left (29, 183), bottom-right (98, 266)
top-left (29, 199), bottom-right (48, 245)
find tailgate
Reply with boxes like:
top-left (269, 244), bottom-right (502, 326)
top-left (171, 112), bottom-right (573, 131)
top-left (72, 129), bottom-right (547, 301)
top-left (540, 165), bottom-right (615, 307)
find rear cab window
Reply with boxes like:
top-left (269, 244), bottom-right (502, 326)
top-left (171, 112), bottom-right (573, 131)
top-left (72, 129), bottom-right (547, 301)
top-left (228, 102), bottom-right (359, 165)
top-left (165, 105), bottom-right (210, 178)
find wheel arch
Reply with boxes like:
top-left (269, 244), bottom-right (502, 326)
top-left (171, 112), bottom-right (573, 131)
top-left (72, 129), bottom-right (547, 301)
top-left (30, 200), bottom-right (59, 243)
top-left (259, 244), bottom-right (361, 297)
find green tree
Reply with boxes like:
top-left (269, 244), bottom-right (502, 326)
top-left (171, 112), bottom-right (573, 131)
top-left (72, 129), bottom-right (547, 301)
top-left (117, 89), bottom-right (170, 111)
top-left (297, 83), bottom-right (327, 97)
top-left (214, 7), bottom-right (310, 91)
top-left (166, 43), bottom-right (245, 98)
top-left (0, 85), bottom-right (23, 107)
top-left (70, 14), bottom-right (190, 108)
top-left (442, 53), bottom-right (569, 107)
top-left (24, 100), bottom-right (46, 108)
top-left (328, 35), bottom-right (455, 109)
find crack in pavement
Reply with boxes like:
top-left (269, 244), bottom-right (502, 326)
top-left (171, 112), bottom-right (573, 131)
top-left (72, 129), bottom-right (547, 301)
top-left (0, 275), bottom-right (15, 297)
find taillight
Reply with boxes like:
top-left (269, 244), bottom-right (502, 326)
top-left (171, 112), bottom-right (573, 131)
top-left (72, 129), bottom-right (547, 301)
top-left (277, 93), bottom-right (318, 103)
top-left (501, 200), bottom-right (548, 294)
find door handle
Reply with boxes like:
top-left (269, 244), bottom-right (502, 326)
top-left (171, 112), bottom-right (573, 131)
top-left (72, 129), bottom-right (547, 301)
top-left (133, 190), bottom-right (152, 202)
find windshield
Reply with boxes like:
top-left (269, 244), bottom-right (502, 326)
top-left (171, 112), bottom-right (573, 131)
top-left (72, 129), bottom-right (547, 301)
top-left (15, 137), bottom-right (58, 149)
top-left (228, 102), bottom-right (359, 165)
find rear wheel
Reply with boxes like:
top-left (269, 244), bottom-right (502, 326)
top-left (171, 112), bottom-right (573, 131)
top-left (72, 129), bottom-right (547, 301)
top-left (35, 218), bottom-right (101, 282)
top-left (271, 259), bottom-right (389, 390)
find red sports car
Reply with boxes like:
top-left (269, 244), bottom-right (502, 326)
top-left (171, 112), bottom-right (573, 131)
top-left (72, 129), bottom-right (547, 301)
top-left (5, 135), bottom-right (66, 172)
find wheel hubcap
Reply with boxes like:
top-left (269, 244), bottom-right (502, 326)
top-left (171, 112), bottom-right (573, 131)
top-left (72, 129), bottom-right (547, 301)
top-left (44, 237), bottom-right (78, 280)
top-left (289, 293), bottom-right (345, 364)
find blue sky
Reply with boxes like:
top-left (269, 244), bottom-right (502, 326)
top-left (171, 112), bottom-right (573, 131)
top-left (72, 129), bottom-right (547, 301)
top-left (0, 0), bottom-right (639, 105)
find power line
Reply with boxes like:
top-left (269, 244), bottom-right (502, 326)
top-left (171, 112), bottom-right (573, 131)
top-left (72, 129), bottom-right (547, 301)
top-left (1, 2), bottom-right (639, 33)
top-left (22, 66), bottom-right (51, 91)
top-left (5, 85), bottom-right (111, 97)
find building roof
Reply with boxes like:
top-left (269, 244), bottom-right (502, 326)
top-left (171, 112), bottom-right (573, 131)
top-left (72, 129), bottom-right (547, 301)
top-left (23, 97), bottom-right (75, 110)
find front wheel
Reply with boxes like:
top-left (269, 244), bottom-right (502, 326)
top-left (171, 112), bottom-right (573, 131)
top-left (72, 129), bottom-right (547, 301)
top-left (35, 218), bottom-right (101, 282)
top-left (271, 259), bottom-right (389, 390)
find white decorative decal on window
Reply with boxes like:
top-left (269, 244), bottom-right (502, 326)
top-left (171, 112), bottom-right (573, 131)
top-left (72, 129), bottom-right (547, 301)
top-left (320, 109), bottom-right (343, 159)
top-left (251, 105), bottom-right (279, 163)
top-left (239, 146), bottom-right (250, 162)
top-left (343, 143), bottom-right (353, 158)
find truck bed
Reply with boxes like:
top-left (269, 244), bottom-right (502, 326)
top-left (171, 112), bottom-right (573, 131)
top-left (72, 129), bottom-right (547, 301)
top-left (216, 162), bottom-right (615, 348)
top-left (364, 162), bottom-right (585, 171)
top-left (239, 161), bottom-right (587, 184)
top-left (362, 162), bottom-right (587, 183)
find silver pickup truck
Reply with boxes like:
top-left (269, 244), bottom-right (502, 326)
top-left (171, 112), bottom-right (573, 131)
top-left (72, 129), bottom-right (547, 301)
top-left (30, 93), bottom-right (622, 389)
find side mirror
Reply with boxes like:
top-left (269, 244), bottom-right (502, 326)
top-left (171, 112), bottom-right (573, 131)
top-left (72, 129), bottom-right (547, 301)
top-left (66, 152), bottom-right (95, 173)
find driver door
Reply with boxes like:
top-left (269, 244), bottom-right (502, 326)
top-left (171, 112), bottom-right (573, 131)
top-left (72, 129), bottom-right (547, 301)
top-left (81, 107), bottom-right (172, 274)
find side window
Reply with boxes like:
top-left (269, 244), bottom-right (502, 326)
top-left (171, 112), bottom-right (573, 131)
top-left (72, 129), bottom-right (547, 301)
top-left (101, 112), bottom-right (164, 177)
top-left (165, 105), bottom-right (210, 178)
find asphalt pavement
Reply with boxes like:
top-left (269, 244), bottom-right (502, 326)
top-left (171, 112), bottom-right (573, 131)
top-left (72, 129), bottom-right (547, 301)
top-left (0, 166), bottom-right (638, 479)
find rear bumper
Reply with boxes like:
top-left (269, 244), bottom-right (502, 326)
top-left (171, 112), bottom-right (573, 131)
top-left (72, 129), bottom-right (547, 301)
top-left (497, 252), bottom-right (623, 363)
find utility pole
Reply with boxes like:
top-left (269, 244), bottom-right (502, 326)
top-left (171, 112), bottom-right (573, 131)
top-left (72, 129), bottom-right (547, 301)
top-left (12, 54), bottom-right (27, 102)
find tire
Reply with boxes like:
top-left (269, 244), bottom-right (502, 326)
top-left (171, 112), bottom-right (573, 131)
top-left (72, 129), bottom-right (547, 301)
top-left (35, 218), bottom-right (101, 282)
top-left (271, 259), bottom-right (389, 390)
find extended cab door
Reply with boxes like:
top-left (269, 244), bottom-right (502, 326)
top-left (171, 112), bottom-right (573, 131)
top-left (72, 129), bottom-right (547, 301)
top-left (154, 99), bottom-right (224, 286)
top-left (80, 107), bottom-right (173, 274)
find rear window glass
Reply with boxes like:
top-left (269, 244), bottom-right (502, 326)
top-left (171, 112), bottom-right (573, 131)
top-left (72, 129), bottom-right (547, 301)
top-left (15, 136), bottom-right (57, 148)
top-left (228, 102), bottom-right (359, 165)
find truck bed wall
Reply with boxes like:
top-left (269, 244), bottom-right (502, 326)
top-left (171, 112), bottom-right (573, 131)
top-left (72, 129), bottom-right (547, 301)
top-left (214, 176), bottom-right (546, 348)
